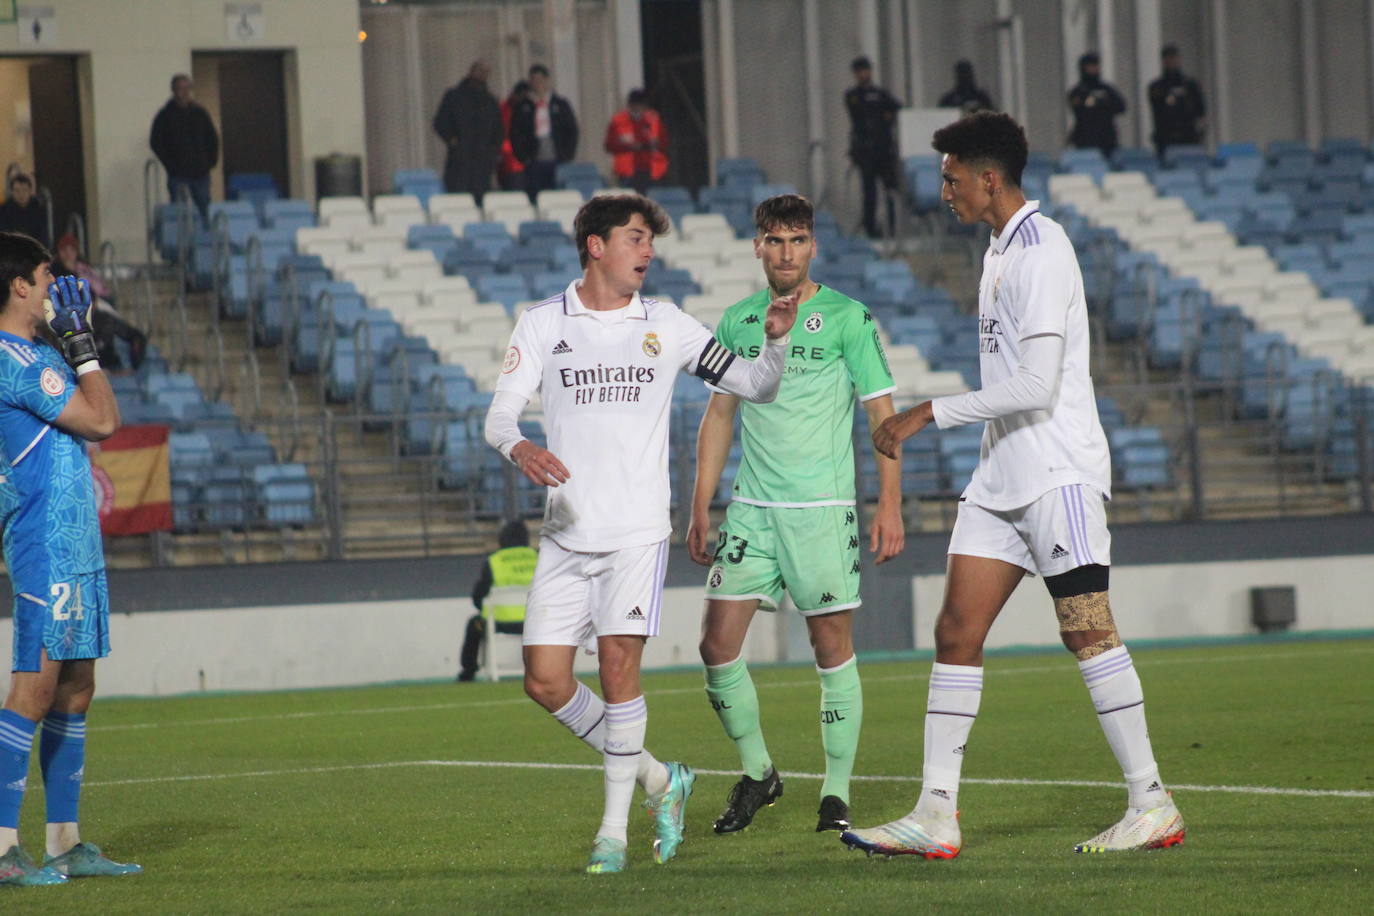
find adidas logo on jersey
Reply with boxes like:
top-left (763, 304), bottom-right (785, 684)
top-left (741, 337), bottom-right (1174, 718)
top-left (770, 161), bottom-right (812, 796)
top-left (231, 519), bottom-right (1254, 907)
top-left (626, 606), bottom-right (645, 620)
top-left (552, 339), bottom-right (573, 355)
top-left (1050, 544), bottom-right (1069, 559)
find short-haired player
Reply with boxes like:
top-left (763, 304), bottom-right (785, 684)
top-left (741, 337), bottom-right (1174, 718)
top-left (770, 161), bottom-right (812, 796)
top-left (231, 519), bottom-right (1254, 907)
top-left (840, 113), bottom-right (1185, 858)
top-left (484, 194), bottom-right (798, 873)
top-left (688, 194), bottom-right (904, 835)
top-left (0, 231), bottom-right (138, 885)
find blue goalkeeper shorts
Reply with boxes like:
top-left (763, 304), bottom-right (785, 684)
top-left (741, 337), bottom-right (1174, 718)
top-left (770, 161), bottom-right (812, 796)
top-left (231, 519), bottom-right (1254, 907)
top-left (11, 569), bottom-right (111, 672)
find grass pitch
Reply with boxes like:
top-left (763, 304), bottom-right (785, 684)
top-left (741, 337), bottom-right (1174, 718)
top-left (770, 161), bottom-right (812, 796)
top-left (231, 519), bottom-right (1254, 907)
top-left (4, 638), bottom-right (1372, 914)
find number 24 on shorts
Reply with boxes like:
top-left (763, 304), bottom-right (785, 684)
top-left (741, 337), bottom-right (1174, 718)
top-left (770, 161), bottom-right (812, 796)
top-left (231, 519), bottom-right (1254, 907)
top-left (50, 581), bottom-right (85, 621)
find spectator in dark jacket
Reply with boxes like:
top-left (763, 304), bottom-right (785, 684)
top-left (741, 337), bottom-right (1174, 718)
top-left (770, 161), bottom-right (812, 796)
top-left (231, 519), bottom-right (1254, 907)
top-left (1148, 45), bottom-right (1206, 160)
top-left (432, 60), bottom-right (504, 204)
top-left (510, 64), bottom-right (579, 201)
top-left (0, 173), bottom-right (48, 248)
top-left (149, 74), bottom-right (219, 224)
top-left (844, 56), bottom-right (902, 238)
top-left (938, 60), bottom-right (995, 114)
top-left (1068, 52), bottom-right (1127, 158)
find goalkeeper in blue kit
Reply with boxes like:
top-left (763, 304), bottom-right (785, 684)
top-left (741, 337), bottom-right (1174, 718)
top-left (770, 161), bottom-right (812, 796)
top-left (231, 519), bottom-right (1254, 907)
top-left (0, 231), bottom-right (139, 886)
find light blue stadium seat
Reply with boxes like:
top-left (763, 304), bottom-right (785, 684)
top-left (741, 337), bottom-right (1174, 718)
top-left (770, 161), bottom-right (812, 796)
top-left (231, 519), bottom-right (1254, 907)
top-left (251, 463), bottom-right (315, 526)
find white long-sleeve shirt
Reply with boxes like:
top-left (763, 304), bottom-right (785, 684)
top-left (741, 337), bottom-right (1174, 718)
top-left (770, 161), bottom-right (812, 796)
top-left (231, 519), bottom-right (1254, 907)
top-left (485, 280), bottom-right (787, 551)
top-left (931, 200), bottom-right (1111, 509)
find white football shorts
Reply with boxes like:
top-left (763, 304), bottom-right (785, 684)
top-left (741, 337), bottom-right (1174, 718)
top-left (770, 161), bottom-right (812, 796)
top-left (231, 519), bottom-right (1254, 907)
top-left (522, 536), bottom-right (669, 645)
top-left (947, 483), bottom-right (1111, 577)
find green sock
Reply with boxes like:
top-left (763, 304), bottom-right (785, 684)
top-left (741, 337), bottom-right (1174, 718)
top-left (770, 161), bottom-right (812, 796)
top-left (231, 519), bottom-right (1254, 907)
top-left (704, 657), bottom-right (772, 780)
top-left (818, 656), bottom-right (863, 803)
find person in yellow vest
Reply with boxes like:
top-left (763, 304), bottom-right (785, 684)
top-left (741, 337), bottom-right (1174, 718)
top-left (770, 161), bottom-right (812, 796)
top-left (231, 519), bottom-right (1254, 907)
top-left (458, 520), bottom-right (537, 682)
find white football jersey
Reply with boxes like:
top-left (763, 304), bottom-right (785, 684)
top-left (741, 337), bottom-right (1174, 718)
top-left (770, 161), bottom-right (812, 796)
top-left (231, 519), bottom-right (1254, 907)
top-left (945, 200), bottom-right (1111, 510)
top-left (497, 281), bottom-right (727, 552)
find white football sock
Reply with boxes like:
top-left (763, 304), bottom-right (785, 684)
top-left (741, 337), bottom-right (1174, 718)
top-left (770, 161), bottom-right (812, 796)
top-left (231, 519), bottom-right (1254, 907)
top-left (1079, 646), bottom-right (1168, 811)
top-left (551, 682), bottom-right (667, 794)
top-left (915, 663), bottom-right (983, 818)
top-left (598, 696), bottom-right (648, 843)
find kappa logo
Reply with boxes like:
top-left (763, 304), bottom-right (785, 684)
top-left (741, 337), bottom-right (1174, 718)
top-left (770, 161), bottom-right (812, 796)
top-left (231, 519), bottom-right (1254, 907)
top-left (819, 592), bottom-right (836, 604)
top-left (1050, 544), bottom-right (1069, 560)
top-left (804, 312), bottom-right (824, 333)
top-left (850, 560), bottom-right (861, 574)
top-left (844, 510), bottom-right (856, 525)
top-left (626, 605), bottom-right (645, 621)
top-left (551, 339), bottom-right (573, 355)
top-left (743, 313), bottom-right (761, 324)
top-left (847, 535), bottom-right (859, 550)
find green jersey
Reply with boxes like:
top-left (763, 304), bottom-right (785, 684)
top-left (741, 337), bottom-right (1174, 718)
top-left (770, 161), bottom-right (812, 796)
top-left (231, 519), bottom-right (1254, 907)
top-left (714, 285), bottom-right (895, 506)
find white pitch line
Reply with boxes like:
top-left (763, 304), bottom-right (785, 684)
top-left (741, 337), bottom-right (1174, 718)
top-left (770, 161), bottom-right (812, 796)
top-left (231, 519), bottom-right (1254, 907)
top-left (92, 645), bottom-right (1373, 734)
top-left (82, 758), bottom-right (1374, 799)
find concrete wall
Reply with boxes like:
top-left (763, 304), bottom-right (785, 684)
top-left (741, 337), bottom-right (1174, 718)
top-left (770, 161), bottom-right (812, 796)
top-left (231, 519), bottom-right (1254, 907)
top-left (1, 515), bottom-right (1369, 698)
top-left (0, 0), bottom-right (365, 258)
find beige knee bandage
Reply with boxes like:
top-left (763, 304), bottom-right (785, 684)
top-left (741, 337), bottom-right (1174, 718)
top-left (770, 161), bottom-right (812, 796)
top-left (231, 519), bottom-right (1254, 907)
top-left (1054, 591), bottom-right (1122, 660)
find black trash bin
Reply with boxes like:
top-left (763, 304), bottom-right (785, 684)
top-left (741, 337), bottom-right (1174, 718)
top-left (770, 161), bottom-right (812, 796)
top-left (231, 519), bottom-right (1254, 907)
top-left (315, 154), bottom-right (363, 199)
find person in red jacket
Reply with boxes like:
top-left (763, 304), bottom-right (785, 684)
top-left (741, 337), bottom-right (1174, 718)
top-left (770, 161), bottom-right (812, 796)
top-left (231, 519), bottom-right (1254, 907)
top-left (604, 90), bottom-right (668, 194)
top-left (498, 80), bottom-right (530, 193)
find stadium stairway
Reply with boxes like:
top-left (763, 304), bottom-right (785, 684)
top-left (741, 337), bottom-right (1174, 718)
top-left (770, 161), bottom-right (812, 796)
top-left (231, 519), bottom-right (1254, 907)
top-left (143, 282), bottom-right (502, 564)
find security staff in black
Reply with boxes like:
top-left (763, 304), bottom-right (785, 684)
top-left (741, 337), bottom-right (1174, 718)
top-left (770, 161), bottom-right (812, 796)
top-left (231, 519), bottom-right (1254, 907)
top-left (844, 56), bottom-right (902, 239)
top-left (1147, 44), bottom-right (1206, 160)
top-left (1067, 53), bottom-right (1127, 158)
top-left (458, 520), bottom-right (537, 681)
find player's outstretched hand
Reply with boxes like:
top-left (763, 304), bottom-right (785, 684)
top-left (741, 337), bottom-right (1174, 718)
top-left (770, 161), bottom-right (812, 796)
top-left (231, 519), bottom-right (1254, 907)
top-left (687, 507), bottom-right (713, 566)
top-left (510, 440), bottom-right (570, 488)
top-left (44, 276), bottom-right (93, 338)
top-left (872, 400), bottom-right (935, 460)
top-left (764, 293), bottom-right (798, 339)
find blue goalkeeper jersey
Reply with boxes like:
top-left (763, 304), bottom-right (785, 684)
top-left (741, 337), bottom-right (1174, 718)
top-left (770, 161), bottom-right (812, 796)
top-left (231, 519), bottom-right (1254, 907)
top-left (0, 331), bottom-right (104, 592)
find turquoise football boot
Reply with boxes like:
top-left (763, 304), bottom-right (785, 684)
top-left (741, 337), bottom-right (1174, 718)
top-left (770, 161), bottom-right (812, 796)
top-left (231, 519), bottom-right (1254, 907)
top-left (645, 761), bottom-right (695, 864)
top-left (45, 842), bottom-right (142, 877)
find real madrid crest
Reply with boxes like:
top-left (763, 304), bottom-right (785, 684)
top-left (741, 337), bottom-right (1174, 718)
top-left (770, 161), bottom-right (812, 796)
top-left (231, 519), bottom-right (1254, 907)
top-left (642, 332), bottom-right (661, 357)
top-left (804, 312), bottom-right (824, 333)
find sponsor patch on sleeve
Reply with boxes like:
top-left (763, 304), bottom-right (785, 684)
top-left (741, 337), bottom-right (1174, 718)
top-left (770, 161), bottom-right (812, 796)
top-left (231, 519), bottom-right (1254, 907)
top-left (40, 366), bottom-right (66, 397)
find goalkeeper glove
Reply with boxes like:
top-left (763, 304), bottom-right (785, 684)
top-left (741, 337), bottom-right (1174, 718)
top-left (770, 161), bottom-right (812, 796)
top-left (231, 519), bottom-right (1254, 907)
top-left (43, 275), bottom-right (100, 373)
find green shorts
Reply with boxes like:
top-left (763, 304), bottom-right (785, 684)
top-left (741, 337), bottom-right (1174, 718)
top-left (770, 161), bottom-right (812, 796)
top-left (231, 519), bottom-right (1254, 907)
top-left (704, 501), bottom-right (862, 615)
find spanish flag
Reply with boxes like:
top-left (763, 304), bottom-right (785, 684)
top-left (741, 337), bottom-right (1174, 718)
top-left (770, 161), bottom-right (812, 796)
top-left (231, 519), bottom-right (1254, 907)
top-left (90, 424), bottom-right (174, 536)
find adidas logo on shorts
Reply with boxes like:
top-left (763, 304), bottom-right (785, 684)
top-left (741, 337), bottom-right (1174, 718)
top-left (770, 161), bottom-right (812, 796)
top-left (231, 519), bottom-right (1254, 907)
top-left (552, 339), bottom-right (573, 355)
top-left (626, 606), bottom-right (645, 620)
top-left (1050, 544), bottom-right (1069, 560)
